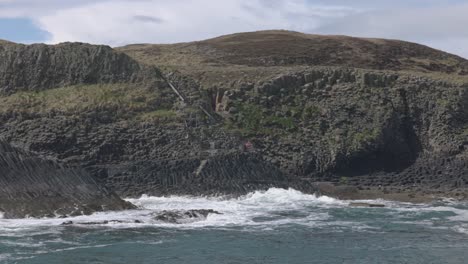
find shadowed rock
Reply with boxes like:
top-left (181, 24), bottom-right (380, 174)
top-left (61, 219), bottom-right (143, 225)
top-left (349, 203), bottom-right (385, 208)
top-left (0, 141), bottom-right (135, 219)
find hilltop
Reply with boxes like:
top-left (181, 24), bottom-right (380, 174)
top-left (0, 31), bottom-right (467, 218)
top-left (119, 30), bottom-right (468, 87)
top-left (0, 39), bottom-right (14, 45)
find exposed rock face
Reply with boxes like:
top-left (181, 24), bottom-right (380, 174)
top-left (0, 115), bottom-right (315, 197)
top-left (0, 32), bottom-right (467, 202)
top-left (105, 152), bottom-right (313, 197)
top-left (153, 209), bottom-right (221, 224)
top-left (0, 141), bottom-right (134, 219)
top-left (1, 66), bottom-right (466, 198)
top-left (0, 42), bottom-right (148, 94)
top-left (221, 68), bottom-right (468, 190)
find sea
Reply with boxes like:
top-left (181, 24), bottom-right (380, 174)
top-left (1, 188), bottom-right (468, 264)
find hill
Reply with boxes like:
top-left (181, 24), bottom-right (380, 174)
top-left (119, 30), bottom-right (468, 87)
top-left (0, 31), bottom-right (467, 213)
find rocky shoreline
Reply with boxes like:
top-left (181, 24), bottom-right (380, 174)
top-left (313, 182), bottom-right (468, 203)
top-left (0, 32), bottom-right (467, 218)
top-left (0, 141), bottom-right (134, 219)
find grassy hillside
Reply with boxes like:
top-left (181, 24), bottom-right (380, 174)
top-left (119, 30), bottom-right (468, 88)
top-left (0, 83), bottom-right (180, 122)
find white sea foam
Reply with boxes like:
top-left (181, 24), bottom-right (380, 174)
top-left (0, 188), bottom-right (344, 233)
top-left (0, 188), bottom-right (467, 235)
top-left (0, 254), bottom-right (12, 261)
top-left (452, 224), bottom-right (468, 235)
top-left (125, 188), bottom-right (345, 228)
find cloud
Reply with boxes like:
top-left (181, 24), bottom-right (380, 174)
top-left (0, 0), bottom-right (110, 17)
top-left (132, 15), bottom-right (164, 24)
top-left (34, 0), bottom-right (359, 46)
top-left (315, 3), bottom-right (468, 58)
top-left (0, 0), bottom-right (467, 58)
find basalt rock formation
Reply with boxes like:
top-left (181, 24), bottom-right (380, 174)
top-left (118, 31), bottom-right (468, 197)
top-left (0, 41), bottom-right (155, 95)
top-left (0, 31), bottom-right (467, 204)
top-left (219, 68), bottom-right (468, 194)
top-left (0, 140), bottom-right (134, 219)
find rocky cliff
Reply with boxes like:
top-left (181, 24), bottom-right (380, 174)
top-left (0, 31), bottom-right (467, 203)
top-left (220, 68), bottom-right (468, 194)
top-left (0, 41), bottom-right (154, 94)
top-left (0, 140), bottom-right (133, 218)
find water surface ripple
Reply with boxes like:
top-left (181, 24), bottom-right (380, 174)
top-left (1, 188), bottom-right (468, 263)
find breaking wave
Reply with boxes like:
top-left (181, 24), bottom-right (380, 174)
top-left (0, 188), bottom-right (467, 233)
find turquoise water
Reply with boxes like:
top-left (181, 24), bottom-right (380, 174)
top-left (1, 189), bottom-right (468, 264)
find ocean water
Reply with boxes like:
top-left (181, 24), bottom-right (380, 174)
top-left (1, 188), bottom-right (468, 264)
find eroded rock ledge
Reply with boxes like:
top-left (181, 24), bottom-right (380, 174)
top-left (0, 141), bottom-right (134, 218)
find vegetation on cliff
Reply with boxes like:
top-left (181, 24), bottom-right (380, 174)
top-left (0, 30), bottom-right (467, 206)
top-left (119, 30), bottom-right (468, 88)
top-left (0, 83), bottom-right (179, 122)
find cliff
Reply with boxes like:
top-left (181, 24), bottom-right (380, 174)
top-left (0, 41), bottom-right (154, 94)
top-left (0, 31), bottom-right (467, 203)
top-left (0, 141), bottom-right (133, 218)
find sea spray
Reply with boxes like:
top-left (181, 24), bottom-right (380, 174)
top-left (1, 188), bottom-right (468, 263)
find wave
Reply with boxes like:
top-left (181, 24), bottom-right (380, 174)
top-left (124, 188), bottom-right (344, 228)
top-left (2, 188), bottom-right (468, 264)
top-left (0, 188), bottom-right (467, 234)
top-left (128, 188), bottom-right (345, 211)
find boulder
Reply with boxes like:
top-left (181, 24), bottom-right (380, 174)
top-left (153, 209), bottom-right (221, 224)
top-left (349, 203), bottom-right (385, 208)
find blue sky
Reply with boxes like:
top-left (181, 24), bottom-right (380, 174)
top-left (0, 18), bottom-right (49, 42)
top-left (1, 0), bottom-right (468, 58)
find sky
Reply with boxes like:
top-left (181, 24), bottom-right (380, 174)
top-left (0, 0), bottom-right (468, 58)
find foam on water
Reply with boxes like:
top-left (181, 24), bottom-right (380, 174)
top-left (0, 254), bottom-right (12, 262)
top-left (0, 188), bottom-right (467, 234)
top-left (2, 188), bottom-right (468, 263)
top-left (124, 188), bottom-right (343, 228)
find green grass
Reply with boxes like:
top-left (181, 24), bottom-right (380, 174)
top-left (0, 83), bottom-right (176, 121)
top-left (228, 103), bottom-right (297, 135)
top-left (351, 128), bottom-right (380, 148)
top-left (436, 98), bottom-right (451, 107)
top-left (302, 105), bottom-right (321, 121)
top-left (339, 177), bottom-right (349, 185)
top-left (461, 125), bottom-right (468, 137)
top-left (137, 109), bottom-right (178, 121)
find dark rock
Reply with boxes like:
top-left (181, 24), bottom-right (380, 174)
top-left (349, 203), bottom-right (385, 208)
top-left (0, 42), bottom-right (150, 94)
top-left (0, 140), bottom-right (135, 219)
top-left (61, 220), bottom-right (140, 225)
top-left (0, 39), bottom-right (467, 201)
top-left (153, 209), bottom-right (221, 224)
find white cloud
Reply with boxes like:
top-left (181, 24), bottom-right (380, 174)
top-left (34, 0), bottom-right (358, 46)
top-left (315, 4), bottom-right (468, 58)
top-left (0, 0), bottom-right (109, 17)
top-left (0, 0), bottom-right (467, 58)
